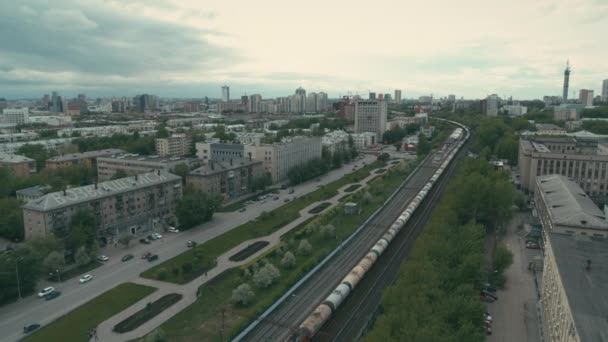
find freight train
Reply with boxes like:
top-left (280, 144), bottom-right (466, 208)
top-left (294, 119), bottom-right (469, 341)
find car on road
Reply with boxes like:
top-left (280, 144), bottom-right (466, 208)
top-left (187, 240), bottom-right (197, 248)
top-left (44, 290), bottom-right (61, 301)
top-left (245, 201), bottom-right (253, 205)
top-left (152, 233), bottom-right (163, 240)
top-left (481, 290), bottom-right (498, 300)
top-left (142, 252), bottom-right (152, 259)
top-left (280, 184), bottom-right (288, 190)
top-left (284, 198), bottom-right (290, 203)
top-left (480, 293), bottom-right (496, 302)
top-left (147, 254), bottom-right (159, 262)
top-left (97, 255), bottom-right (109, 262)
top-left (79, 274), bottom-right (93, 284)
top-left (23, 324), bottom-right (40, 334)
top-left (288, 188), bottom-right (295, 194)
top-left (167, 227), bottom-right (179, 233)
top-left (526, 241), bottom-right (540, 249)
top-left (121, 254), bottom-right (134, 262)
top-left (261, 200), bottom-right (266, 204)
top-left (38, 287), bottom-right (55, 298)
top-left (139, 238), bottom-right (150, 245)
top-left (273, 196), bottom-right (279, 200)
top-left (239, 207), bottom-right (246, 212)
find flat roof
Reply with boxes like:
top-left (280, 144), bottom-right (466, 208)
top-left (23, 171), bottom-right (181, 212)
top-left (537, 174), bottom-right (608, 231)
top-left (548, 232), bottom-right (608, 342)
top-left (16, 185), bottom-right (51, 196)
top-left (97, 153), bottom-right (195, 163)
top-left (189, 159), bottom-right (261, 176)
top-left (46, 149), bottom-right (125, 162)
top-left (0, 153), bottom-right (35, 163)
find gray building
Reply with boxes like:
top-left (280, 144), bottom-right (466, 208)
top-left (16, 185), bottom-right (52, 202)
top-left (354, 99), bottom-right (387, 142)
top-left (45, 149), bottom-right (124, 170)
top-left (195, 142), bottom-right (245, 162)
top-left (22, 171), bottom-right (182, 241)
top-left (186, 159), bottom-right (264, 199)
top-left (97, 154), bottom-right (200, 181)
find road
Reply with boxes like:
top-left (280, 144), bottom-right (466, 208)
top-left (0, 154), bottom-right (377, 342)
top-left (240, 151), bottom-right (448, 341)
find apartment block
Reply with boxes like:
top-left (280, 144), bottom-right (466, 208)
top-left (57, 125), bottom-right (130, 138)
top-left (45, 149), bottom-right (124, 170)
top-left (354, 99), bottom-right (387, 142)
top-left (186, 159), bottom-right (263, 199)
top-left (195, 142), bottom-right (244, 162)
top-left (0, 153), bottom-right (36, 177)
top-left (2, 108), bottom-right (29, 124)
top-left (97, 154), bottom-right (200, 181)
top-left (155, 134), bottom-right (192, 157)
top-left (22, 171), bottom-right (182, 241)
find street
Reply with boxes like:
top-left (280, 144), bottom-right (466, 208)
top-left (0, 154), bottom-right (376, 342)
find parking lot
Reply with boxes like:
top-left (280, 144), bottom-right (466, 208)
top-left (486, 212), bottom-right (541, 342)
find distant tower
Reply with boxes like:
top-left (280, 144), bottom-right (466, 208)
top-left (562, 61), bottom-right (571, 103)
top-left (221, 85), bottom-right (230, 102)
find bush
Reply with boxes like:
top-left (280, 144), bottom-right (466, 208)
top-left (171, 267), bottom-right (180, 276)
top-left (75, 246), bottom-right (91, 267)
top-left (493, 244), bottom-right (514, 273)
top-left (157, 268), bottom-right (168, 281)
top-left (231, 283), bottom-right (255, 306)
top-left (297, 239), bottom-right (312, 256)
top-left (281, 251), bottom-right (296, 269)
top-left (252, 263), bottom-right (281, 288)
top-left (182, 262), bottom-right (193, 274)
top-left (320, 224), bottom-right (336, 239)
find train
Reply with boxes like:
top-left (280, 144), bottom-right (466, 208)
top-left (294, 119), bottom-right (469, 341)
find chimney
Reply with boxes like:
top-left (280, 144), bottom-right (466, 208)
top-left (230, 159), bottom-right (233, 166)
top-left (586, 259), bottom-right (592, 271)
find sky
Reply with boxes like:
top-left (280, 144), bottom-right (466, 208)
top-left (0, 0), bottom-right (607, 100)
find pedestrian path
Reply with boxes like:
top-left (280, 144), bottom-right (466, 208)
top-left (94, 161), bottom-right (402, 342)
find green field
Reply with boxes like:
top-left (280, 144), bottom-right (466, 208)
top-left (24, 283), bottom-right (156, 342)
top-left (140, 161), bottom-right (382, 284)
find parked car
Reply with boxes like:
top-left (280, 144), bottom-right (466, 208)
top-left (288, 188), bottom-right (295, 194)
top-left (23, 324), bottom-right (41, 334)
top-left (284, 198), bottom-right (290, 203)
top-left (187, 240), bottom-right (196, 248)
top-left (122, 254), bottom-right (134, 262)
top-left (482, 283), bottom-right (497, 293)
top-left (481, 290), bottom-right (498, 300)
top-left (142, 252), bottom-right (152, 259)
top-left (239, 207), bottom-right (246, 212)
top-left (38, 287), bottom-right (55, 298)
top-left (273, 196), bottom-right (279, 200)
top-left (280, 184), bottom-right (288, 190)
top-left (97, 255), bottom-right (109, 262)
top-left (44, 290), bottom-right (61, 301)
top-left (140, 238), bottom-right (150, 245)
top-left (79, 274), bottom-right (93, 284)
top-left (152, 233), bottom-right (163, 240)
top-left (526, 241), bottom-right (540, 249)
top-left (480, 294), bottom-right (495, 303)
top-left (147, 254), bottom-right (159, 262)
top-left (147, 234), bottom-right (154, 241)
top-left (167, 227), bottom-right (179, 233)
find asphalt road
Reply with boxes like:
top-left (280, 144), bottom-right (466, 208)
top-left (0, 154), bottom-right (377, 342)
top-left (241, 153), bottom-right (444, 341)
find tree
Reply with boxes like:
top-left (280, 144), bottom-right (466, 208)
top-left (416, 133), bottom-right (431, 157)
top-left (118, 234), bottom-right (134, 248)
top-left (492, 244), bottom-right (514, 273)
top-left (253, 263), bottom-right (281, 288)
top-left (68, 210), bottom-right (97, 252)
top-left (176, 190), bottom-right (221, 229)
top-left (43, 251), bottom-right (65, 274)
top-left (232, 283), bottom-right (255, 306)
top-left (0, 198), bottom-right (24, 241)
top-left (297, 239), bottom-right (312, 256)
top-left (281, 251), bottom-right (296, 269)
top-left (110, 169), bottom-right (129, 180)
top-left (174, 163), bottom-right (190, 180)
top-left (17, 144), bottom-right (53, 171)
top-left (144, 328), bottom-right (167, 342)
top-left (75, 246), bottom-right (91, 266)
top-left (320, 224), bottom-right (336, 239)
top-left (0, 245), bottom-right (42, 304)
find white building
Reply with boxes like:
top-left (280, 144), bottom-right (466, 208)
top-left (28, 114), bottom-right (72, 126)
top-left (221, 85), bottom-right (230, 102)
top-left (579, 89), bottom-right (594, 107)
top-left (155, 134), bottom-right (192, 157)
top-left (57, 125), bottom-right (130, 138)
top-left (2, 108), bottom-right (29, 125)
top-left (322, 130), bottom-right (350, 153)
top-left (350, 132), bottom-right (377, 149)
top-left (483, 94), bottom-right (499, 116)
top-left (0, 138), bottom-right (73, 154)
top-left (394, 90), bottom-right (402, 104)
top-left (354, 99), bottom-right (387, 142)
top-left (503, 105), bottom-right (528, 116)
top-left (244, 136), bottom-right (322, 182)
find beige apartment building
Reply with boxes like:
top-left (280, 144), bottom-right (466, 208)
top-left (0, 153), bottom-right (36, 177)
top-left (45, 149), bottom-right (124, 170)
top-left (22, 171), bottom-right (182, 241)
top-left (354, 99), bottom-right (387, 142)
top-left (155, 134), bottom-right (192, 157)
top-left (518, 135), bottom-right (608, 201)
top-left (186, 159), bottom-right (263, 199)
top-left (97, 154), bottom-right (200, 181)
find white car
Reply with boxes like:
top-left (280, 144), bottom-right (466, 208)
top-left (97, 255), bottom-right (109, 262)
top-left (79, 274), bottom-right (93, 284)
top-left (167, 227), bottom-right (179, 233)
top-left (38, 287), bottom-right (55, 298)
top-left (152, 233), bottom-right (163, 239)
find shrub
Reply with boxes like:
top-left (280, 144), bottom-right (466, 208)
top-left (182, 262), bottom-right (193, 274)
top-left (320, 224), bottom-right (336, 239)
top-left (231, 283), bottom-right (255, 306)
top-left (157, 268), bottom-right (168, 280)
top-left (297, 239), bottom-right (312, 256)
top-left (171, 267), bottom-right (180, 276)
top-left (281, 251), bottom-right (296, 269)
top-left (253, 263), bottom-right (281, 288)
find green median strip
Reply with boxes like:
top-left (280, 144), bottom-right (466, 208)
top-left (24, 283), bottom-right (156, 342)
top-left (113, 293), bottom-right (183, 333)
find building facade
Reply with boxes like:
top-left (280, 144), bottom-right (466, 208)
top-left (155, 134), bottom-right (192, 157)
top-left (45, 149), bottom-right (124, 170)
top-left (0, 153), bottom-right (36, 177)
top-left (97, 154), bottom-right (200, 181)
top-left (22, 171), bottom-right (182, 241)
top-left (481, 94), bottom-right (499, 116)
top-left (221, 85), bottom-right (230, 102)
top-left (394, 90), bottom-right (402, 104)
top-left (2, 108), bottom-right (29, 124)
top-left (602, 79), bottom-right (608, 102)
top-left (354, 99), bottom-right (387, 142)
top-left (195, 142), bottom-right (244, 162)
top-left (579, 89), bottom-right (594, 107)
top-left (186, 159), bottom-right (263, 199)
top-left (57, 125), bottom-right (130, 138)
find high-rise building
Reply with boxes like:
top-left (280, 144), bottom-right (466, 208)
top-left (248, 94), bottom-right (262, 113)
top-left (354, 99), bottom-right (387, 142)
top-left (369, 92), bottom-right (376, 100)
top-left (41, 94), bottom-right (50, 108)
top-left (241, 95), bottom-right (249, 106)
top-left (384, 94), bottom-right (391, 103)
top-left (563, 61), bottom-right (571, 103)
top-left (134, 94), bottom-right (158, 112)
top-left (317, 92), bottom-right (328, 112)
top-left (394, 90), bottom-right (402, 104)
top-left (602, 79), bottom-right (608, 101)
top-left (295, 87), bottom-right (306, 97)
top-left (481, 94), bottom-right (499, 116)
top-left (2, 108), bottom-right (30, 124)
top-left (447, 94), bottom-right (456, 103)
top-left (221, 85), bottom-right (230, 102)
top-left (49, 91), bottom-right (64, 113)
top-left (579, 89), bottom-right (594, 107)
top-left (306, 92), bottom-right (318, 113)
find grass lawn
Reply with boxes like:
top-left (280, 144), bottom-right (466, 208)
top-left (113, 293), bottom-right (183, 333)
top-left (140, 161), bottom-right (383, 284)
top-left (135, 160), bottom-right (417, 342)
top-left (24, 283), bottom-right (156, 342)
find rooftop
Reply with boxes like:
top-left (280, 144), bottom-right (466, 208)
top-left (189, 159), bottom-right (262, 176)
top-left (98, 153), bottom-right (195, 164)
top-left (0, 153), bottom-right (35, 163)
top-left (46, 149), bottom-right (125, 162)
top-left (537, 174), bottom-right (608, 231)
top-left (548, 232), bottom-right (608, 342)
top-left (22, 171), bottom-right (181, 212)
top-left (16, 185), bottom-right (51, 197)
top-left (536, 123), bottom-right (564, 131)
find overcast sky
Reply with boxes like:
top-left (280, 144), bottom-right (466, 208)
top-left (1, 0), bottom-right (607, 100)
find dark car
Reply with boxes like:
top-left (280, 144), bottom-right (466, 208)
top-left (480, 294), bottom-right (495, 303)
top-left (187, 240), bottom-right (196, 248)
top-left (23, 324), bottom-right (41, 334)
top-left (147, 254), bottom-right (159, 262)
top-left (481, 290), bottom-right (498, 300)
top-left (239, 207), bottom-right (246, 212)
top-left (280, 184), bottom-right (288, 190)
top-left (121, 254), bottom-right (134, 262)
top-left (288, 188), bottom-right (295, 194)
top-left (140, 238), bottom-right (150, 245)
top-left (141, 252), bottom-right (152, 259)
top-left (45, 290), bottom-right (61, 301)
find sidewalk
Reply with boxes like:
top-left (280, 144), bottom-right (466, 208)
top-left (94, 160), bottom-right (400, 341)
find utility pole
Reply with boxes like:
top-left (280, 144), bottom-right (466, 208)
top-left (15, 258), bottom-right (22, 300)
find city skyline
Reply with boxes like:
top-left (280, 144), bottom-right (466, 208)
top-left (0, 0), bottom-right (607, 100)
